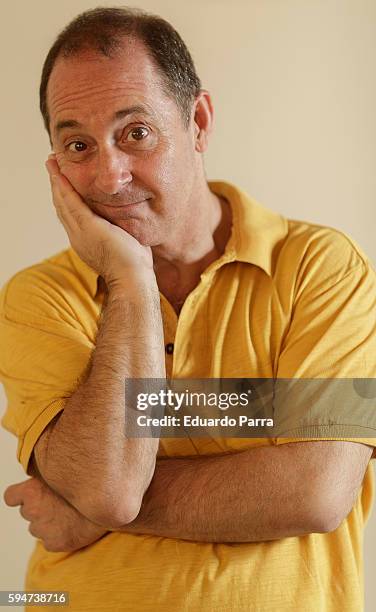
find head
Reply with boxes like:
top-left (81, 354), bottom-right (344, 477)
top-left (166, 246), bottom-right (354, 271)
top-left (41, 7), bottom-right (215, 246)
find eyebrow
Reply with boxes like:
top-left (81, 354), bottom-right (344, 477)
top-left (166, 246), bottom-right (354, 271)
top-left (54, 105), bottom-right (154, 135)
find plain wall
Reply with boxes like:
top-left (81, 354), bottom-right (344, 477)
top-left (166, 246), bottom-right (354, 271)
top-left (0, 1), bottom-right (375, 610)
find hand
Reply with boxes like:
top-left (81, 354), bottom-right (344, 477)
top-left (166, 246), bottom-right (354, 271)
top-left (45, 156), bottom-right (155, 289)
top-left (3, 477), bottom-right (108, 552)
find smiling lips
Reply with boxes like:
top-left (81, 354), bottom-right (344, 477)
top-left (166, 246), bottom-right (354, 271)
top-left (102, 198), bottom-right (149, 208)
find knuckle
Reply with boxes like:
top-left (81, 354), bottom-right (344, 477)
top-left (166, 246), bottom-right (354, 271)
top-left (19, 505), bottom-right (28, 519)
top-left (74, 212), bottom-right (87, 228)
top-left (54, 204), bottom-right (63, 217)
top-left (28, 522), bottom-right (38, 537)
top-left (97, 239), bottom-right (109, 261)
top-left (3, 488), bottom-right (12, 505)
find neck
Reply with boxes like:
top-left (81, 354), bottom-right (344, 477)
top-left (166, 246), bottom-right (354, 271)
top-left (152, 183), bottom-right (232, 298)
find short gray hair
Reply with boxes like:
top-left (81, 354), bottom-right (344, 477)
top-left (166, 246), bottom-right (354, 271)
top-left (39, 6), bottom-right (202, 133)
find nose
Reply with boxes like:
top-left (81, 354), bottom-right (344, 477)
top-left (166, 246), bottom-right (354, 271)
top-left (94, 147), bottom-right (132, 195)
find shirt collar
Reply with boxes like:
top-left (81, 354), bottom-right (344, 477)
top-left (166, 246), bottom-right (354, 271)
top-left (68, 181), bottom-right (288, 298)
top-left (207, 180), bottom-right (288, 276)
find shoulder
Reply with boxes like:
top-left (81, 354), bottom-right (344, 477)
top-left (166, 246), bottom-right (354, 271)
top-left (0, 248), bottom-right (88, 327)
top-left (275, 218), bottom-right (373, 290)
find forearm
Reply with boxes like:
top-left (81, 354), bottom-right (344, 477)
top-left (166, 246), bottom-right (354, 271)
top-left (120, 444), bottom-right (321, 542)
top-left (36, 275), bottom-right (166, 525)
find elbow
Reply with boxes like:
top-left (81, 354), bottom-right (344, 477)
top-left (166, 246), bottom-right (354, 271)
top-left (305, 496), bottom-right (347, 534)
top-left (310, 510), bottom-right (343, 534)
top-left (81, 489), bottom-right (142, 529)
top-left (97, 450), bottom-right (156, 528)
top-left (108, 488), bottom-right (144, 527)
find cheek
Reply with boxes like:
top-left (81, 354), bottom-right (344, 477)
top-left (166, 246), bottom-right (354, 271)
top-left (151, 141), bottom-right (193, 193)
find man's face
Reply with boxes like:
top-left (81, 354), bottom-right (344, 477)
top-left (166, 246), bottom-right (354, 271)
top-left (47, 38), bottom-right (200, 246)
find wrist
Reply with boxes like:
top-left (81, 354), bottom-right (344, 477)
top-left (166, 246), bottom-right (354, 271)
top-left (106, 272), bottom-right (159, 297)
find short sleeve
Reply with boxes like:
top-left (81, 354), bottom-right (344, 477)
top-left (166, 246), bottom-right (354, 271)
top-left (273, 228), bottom-right (376, 449)
top-left (0, 268), bottom-right (95, 472)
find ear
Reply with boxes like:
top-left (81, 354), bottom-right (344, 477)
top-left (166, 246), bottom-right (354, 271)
top-left (191, 90), bottom-right (214, 153)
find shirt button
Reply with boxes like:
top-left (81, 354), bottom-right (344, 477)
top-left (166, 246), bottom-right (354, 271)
top-left (165, 343), bottom-right (174, 355)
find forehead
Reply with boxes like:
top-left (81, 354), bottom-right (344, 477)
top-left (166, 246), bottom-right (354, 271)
top-left (47, 39), bottom-right (174, 131)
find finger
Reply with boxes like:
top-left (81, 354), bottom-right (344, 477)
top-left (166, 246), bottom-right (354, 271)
top-left (45, 160), bottom-right (93, 230)
top-left (45, 157), bottom-right (60, 177)
top-left (28, 521), bottom-right (40, 539)
top-left (20, 504), bottom-right (32, 521)
top-left (3, 480), bottom-right (32, 507)
top-left (47, 173), bottom-right (76, 235)
top-left (45, 160), bottom-right (77, 229)
top-left (28, 520), bottom-right (51, 548)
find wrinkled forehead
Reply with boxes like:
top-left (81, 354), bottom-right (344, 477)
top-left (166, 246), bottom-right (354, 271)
top-left (47, 41), bottom-right (171, 127)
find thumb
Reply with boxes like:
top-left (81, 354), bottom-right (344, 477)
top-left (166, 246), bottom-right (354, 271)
top-left (3, 479), bottom-right (34, 507)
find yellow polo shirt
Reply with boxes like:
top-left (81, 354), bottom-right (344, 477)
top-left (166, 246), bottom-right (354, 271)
top-left (1, 180), bottom-right (376, 611)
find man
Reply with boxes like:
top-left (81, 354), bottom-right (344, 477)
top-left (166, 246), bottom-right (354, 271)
top-left (1, 6), bottom-right (376, 611)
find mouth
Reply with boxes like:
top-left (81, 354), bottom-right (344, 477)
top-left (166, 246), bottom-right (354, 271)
top-left (101, 198), bottom-right (150, 208)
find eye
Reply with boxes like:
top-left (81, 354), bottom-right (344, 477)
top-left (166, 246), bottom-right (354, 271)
top-left (67, 141), bottom-right (87, 152)
top-left (126, 126), bottom-right (150, 141)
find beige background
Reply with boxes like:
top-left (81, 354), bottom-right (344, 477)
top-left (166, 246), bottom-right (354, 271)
top-left (0, 0), bottom-right (375, 609)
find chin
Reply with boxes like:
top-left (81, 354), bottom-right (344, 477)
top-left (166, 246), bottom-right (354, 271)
top-left (114, 219), bottom-right (160, 246)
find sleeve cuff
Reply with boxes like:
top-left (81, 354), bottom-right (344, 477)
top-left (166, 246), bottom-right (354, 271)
top-left (18, 397), bottom-right (67, 472)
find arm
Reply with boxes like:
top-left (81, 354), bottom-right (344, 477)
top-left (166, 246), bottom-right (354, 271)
top-left (119, 440), bottom-right (373, 542)
top-left (32, 159), bottom-right (166, 528)
top-left (4, 458), bottom-right (108, 553)
top-left (5, 441), bottom-right (372, 550)
top-left (33, 280), bottom-right (164, 527)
